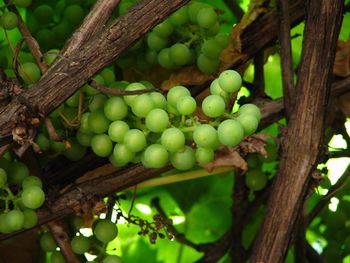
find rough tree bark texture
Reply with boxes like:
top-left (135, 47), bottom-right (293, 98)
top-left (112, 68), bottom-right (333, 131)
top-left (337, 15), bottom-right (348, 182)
top-left (250, 1), bottom-right (344, 262)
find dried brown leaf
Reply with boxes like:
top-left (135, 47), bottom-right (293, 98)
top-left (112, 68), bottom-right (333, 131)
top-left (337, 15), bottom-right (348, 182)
top-left (333, 40), bottom-right (350, 77)
top-left (239, 134), bottom-right (271, 157)
top-left (205, 147), bottom-right (248, 172)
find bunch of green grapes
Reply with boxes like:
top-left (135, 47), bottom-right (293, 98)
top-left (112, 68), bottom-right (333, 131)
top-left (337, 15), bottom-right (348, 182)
top-left (116, 0), bottom-right (230, 74)
top-left (71, 69), bottom-right (261, 171)
top-left (0, 154), bottom-right (45, 234)
top-left (40, 216), bottom-right (121, 263)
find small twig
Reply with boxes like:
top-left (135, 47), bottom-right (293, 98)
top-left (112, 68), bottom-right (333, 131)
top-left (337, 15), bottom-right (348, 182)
top-left (48, 220), bottom-right (82, 263)
top-left (6, 2), bottom-right (47, 73)
top-left (278, 0), bottom-right (295, 120)
top-left (127, 186), bottom-right (137, 219)
top-left (307, 164), bottom-right (350, 224)
top-left (89, 80), bottom-right (157, 96)
top-left (106, 195), bottom-right (116, 221)
top-left (45, 118), bottom-right (62, 141)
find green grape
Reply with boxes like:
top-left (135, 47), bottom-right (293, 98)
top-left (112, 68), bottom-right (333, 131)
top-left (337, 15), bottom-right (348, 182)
top-left (193, 124), bottom-right (218, 148)
top-left (33, 5), bottom-right (54, 25)
top-left (153, 20), bottom-right (174, 38)
top-left (51, 251), bottom-right (65, 263)
top-left (26, 13), bottom-right (39, 35)
top-left (52, 21), bottom-right (72, 41)
top-left (116, 53), bottom-right (136, 69)
top-left (123, 82), bottom-right (147, 106)
top-left (50, 139), bottom-right (66, 153)
top-left (0, 12), bottom-right (18, 30)
top-left (196, 7), bottom-right (217, 29)
top-left (19, 62), bottom-right (41, 84)
top-left (108, 121), bottom-right (129, 143)
top-left (13, 0), bottom-right (32, 8)
top-left (100, 68), bottom-right (116, 86)
top-left (209, 79), bottom-right (229, 99)
top-left (8, 161), bottom-right (29, 185)
top-left (88, 110), bottom-right (110, 134)
top-left (145, 109), bottom-right (169, 133)
top-left (131, 94), bottom-right (155, 118)
top-left (201, 39), bottom-right (222, 59)
top-left (64, 138), bottom-right (87, 161)
top-left (91, 134), bottom-right (113, 157)
top-left (238, 103), bottom-right (261, 121)
top-left (195, 147), bottom-right (214, 164)
top-left (169, 6), bottom-right (188, 25)
top-left (147, 32), bottom-right (168, 51)
top-left (201, 95), bottom-right (226, 118)
top-left (5, 210), bottom-right (24, 231)
top-left (103, 255), bottom-right (123, 263)
top-left (205, 22), bottom-right (220, 37)
top-left (40, 232), bottom-right (57, 252)
top-left (93, 220), bottom-right (118, 243)
top-left (76, 131), bottom-right (93, 146)
top-left (215, 33), bottom-right (230, 48)
top-left (140, 81), bottom-right (154, 88)
top-left (197, 54), bottom-right (219, 74)
top-left (217, 119), bottom-right (244, 147)
top-left (35, 133), bottom-right (50, 151)
top-left (79, 112), bottom-right (91, 134)
top-left (150, 92), bottom-right (167, 109)
top-left (245, 168), bottom-right (267, 191)
top-left (170, 146), bottom-right (195, 170)
top-left (22, 176), bottom-right (42, 189)
top-left (64, 5), bottom-right (85, 25)
top-left (169, 43), bottom-right (191, 66)
top-left (167, 103), bottom-right (180, 116)
top-left (145, 49), bottom-right (158, 66)
top-left (167, 86), bottom-right (190, 107)
top-left (89, 94), bottom-right (108, 112)
top-left (36, 29), bottom-right (56, 51)
top-left (188, 2), bottom-right (206, 23)
top-left (0, 214), bottom-right (10, 233)
top-left (109, 81), bottom-right (129, 90)
top-left (236, 114), bottom-right (259, 136)
top-left (22, 209), bottom-right (38, 229)
top-left (71, 235), bottom-right (90, 255)
top-left (21, 185), bottom-right (45, 209)
top-left (104, 97), bottom-right (129, 121)
top-left (176, 95), bottom-right (196, 115)
top-left (111, 144), bottom-right (135, 166)
top-left (0, 157), bottom-right (11, 171)
top-left (0, 168), bottom-right (8, 188)
top-left (143, 144), bottom-right (169, 168)
top-left (65, 91), bottom-right (80, 107)
top-left (246, 154), bottom-right (261, 168)
top-left (161, 128), bottom-right (185, 152)
top-left (124, 129), bottom-right (147, 152)
top-left (218, 70), bottom-right (242, 93)
top-left (158, 48), bottom-right (176, 69)
top-left (43, 49), bottom-right (59, 65)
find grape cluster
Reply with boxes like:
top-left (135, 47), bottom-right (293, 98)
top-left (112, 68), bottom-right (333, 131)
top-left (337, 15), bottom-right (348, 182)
top-left (71, 69), bottom-right (261, 171)
top-left (39, 217), bottom-right (121, 263)
top-left (116, 0), bottom-right (230, 74)
top-left (0, 154), bottom-right (45, 234)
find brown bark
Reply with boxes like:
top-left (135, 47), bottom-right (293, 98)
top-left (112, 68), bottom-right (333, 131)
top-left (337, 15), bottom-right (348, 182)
top-left (250, 1), bottom-right (344, 262)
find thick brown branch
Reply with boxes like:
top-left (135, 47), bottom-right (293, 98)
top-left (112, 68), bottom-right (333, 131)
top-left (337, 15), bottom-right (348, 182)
top-left (278, 0), bottom-right (295, 119)
top-left (250, 1), bottom-right (344, 262)
top-left (62, 0), bottom-right (121, 56)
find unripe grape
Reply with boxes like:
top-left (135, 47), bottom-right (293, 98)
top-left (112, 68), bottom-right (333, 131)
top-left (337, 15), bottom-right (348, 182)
top-left (5, 210), bottom-right (24, 231)
top-left (124, 129), bottom-right (147, 153)
top-left (193, 124), bottom-right (218, 148)
top-left (170, 146), bottom-right (196, 170)
top-left (104, 97), bottom-right (128, 121)
top-left (91, 134), bottom-right (113, 157)
top-left (112, 144), bottom-right (135, 166)
top-left (176, 95), bottom-right (197, 115)
top-left (93, 220), bottom-right (118, 243)
top-left (236, 114), bottom-right (259, 136)
top-left (197, 54), bottom-right (219, 74)
top-left (21, 185), bottom-right (45, 209)
top-left (22, 176), bottom-right (42, 189)
top-left (153, 20), bottom-right (174, 38)
top-left (143, 144), bottom-right (169, 168)
top-left (0, 12), bottom-right (18, 30)
top-left (161, 128), bottom-right (185, 152)
top-left (0, 168), bottom-right (7, 188)
top-left (146, 109), bottom-right (169, 133)
top-left (167, 86), bottom-right (190, 107)
top-left (238, 103), bottom-right (261, 121)
top-left (245, 168), bottom-right (267, 191)
top-left (196, 7), bottom-right (217, 29)
top-left (195, 147), bottom-right (214, 164)
top-left (22, 209), bottom-right (38, 229)
top-left (71, 235), bottom-right (90, 254)
top-left (201, 95), bottom-right (226, 118)
top-left (108, 121), bottom-right (129, 143)
top-left (169, 43), bottom-right (191, 66)
top-left (217, 120), bottom-right (244, 147)
top-left (18, 62), bottom-right (41, 84)
top-left (218, 70), bottom-right (242, 93)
